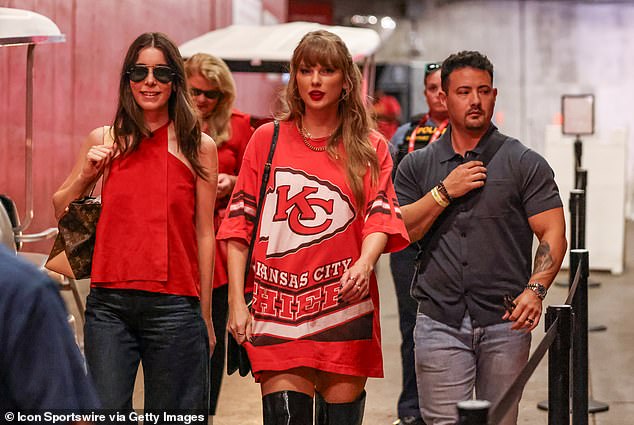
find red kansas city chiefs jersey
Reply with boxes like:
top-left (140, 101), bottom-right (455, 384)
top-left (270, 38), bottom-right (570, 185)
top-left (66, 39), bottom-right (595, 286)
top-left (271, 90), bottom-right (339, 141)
top-left (217, 120), bottom-right (409, 379)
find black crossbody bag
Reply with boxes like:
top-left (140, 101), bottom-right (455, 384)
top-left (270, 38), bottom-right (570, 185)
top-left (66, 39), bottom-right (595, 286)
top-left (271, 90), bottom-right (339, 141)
top-left (227, 120), bottom-right (279, 377)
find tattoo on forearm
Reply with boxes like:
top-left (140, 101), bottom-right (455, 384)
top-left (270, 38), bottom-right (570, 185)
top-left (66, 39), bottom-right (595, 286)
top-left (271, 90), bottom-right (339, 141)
top-left (533, 241), bottom-right (553, 274)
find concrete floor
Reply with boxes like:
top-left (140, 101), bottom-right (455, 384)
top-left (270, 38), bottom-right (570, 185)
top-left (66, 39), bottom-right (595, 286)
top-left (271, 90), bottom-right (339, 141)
top-left (61, 221), bottom-right (634, 425)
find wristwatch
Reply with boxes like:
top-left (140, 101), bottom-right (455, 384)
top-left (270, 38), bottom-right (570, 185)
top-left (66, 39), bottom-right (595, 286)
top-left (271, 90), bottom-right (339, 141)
top-left (526, 282), bottom-right (547, 300)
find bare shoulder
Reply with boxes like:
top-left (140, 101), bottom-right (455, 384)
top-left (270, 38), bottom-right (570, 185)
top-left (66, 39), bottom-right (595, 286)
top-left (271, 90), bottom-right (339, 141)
top-left (198, 132), bottom-right (218, 170)
top-left (85, 126), bottom-right (110, 147)
top-left (200, 132), bottom-right (217, 155)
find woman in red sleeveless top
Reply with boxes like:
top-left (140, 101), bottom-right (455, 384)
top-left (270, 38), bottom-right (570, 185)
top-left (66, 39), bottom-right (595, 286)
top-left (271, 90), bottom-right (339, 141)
top-left (53, 33), bottom-right (218, 420)
top-left (185, 53), bottom-right (254, 418)
top-left (219, 31), bottom-right (409, 425)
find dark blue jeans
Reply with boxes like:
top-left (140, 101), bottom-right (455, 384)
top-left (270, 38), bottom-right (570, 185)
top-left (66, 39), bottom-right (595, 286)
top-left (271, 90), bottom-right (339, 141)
top-left (390, 245), bottom-right (421, 420)
top-left (84, 288), bottom-right (209, 423)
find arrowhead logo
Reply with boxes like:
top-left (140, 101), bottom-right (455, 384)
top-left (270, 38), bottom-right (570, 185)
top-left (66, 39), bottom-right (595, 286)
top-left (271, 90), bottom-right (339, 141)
top-left (260, 167), bottom-right (356, 258)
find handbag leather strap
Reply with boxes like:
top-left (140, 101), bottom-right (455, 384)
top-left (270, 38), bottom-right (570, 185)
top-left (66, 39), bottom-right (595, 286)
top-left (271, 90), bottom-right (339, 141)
top-left (244, 120), bottom-right (280, 283)
top-left (85, 126), bottom-right (114, 198)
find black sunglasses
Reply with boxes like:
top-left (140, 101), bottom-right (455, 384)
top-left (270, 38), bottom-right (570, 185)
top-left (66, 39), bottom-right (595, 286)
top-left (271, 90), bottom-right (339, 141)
top-left (425, 62), bottom-right (441, 76)
top-left (127, 64), bottom-right (175, 84)
top-left (190, 87), bottom-right (223, 100)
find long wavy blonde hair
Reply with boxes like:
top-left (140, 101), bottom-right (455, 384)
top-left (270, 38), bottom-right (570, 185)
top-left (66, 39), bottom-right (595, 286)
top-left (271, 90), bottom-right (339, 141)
top-left (185, 53), bottom-right (236, 145)
top-left (283, 30), bottom-right (379, 208)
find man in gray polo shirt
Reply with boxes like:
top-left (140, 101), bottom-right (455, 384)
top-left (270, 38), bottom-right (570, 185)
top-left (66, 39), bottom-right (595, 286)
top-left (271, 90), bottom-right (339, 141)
top-left (394, 51), bottom-right (566, 425)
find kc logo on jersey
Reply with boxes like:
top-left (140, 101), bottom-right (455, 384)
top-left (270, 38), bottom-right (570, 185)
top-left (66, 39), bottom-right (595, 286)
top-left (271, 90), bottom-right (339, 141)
top-left (260, 167), bottom-right (355, 258)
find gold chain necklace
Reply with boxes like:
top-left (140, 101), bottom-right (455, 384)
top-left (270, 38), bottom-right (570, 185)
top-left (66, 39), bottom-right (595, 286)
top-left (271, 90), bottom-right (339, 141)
top-left (300, 127), bottom-right (328, 152)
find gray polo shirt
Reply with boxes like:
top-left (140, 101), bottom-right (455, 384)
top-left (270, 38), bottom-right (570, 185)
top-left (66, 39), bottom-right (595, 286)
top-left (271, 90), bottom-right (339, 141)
top-left (394, 125), bottom-right (562, 328)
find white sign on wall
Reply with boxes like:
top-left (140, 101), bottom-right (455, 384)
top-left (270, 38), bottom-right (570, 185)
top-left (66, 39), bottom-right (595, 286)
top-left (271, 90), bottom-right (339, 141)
top-left (562, 94), bottom-right (595, 136)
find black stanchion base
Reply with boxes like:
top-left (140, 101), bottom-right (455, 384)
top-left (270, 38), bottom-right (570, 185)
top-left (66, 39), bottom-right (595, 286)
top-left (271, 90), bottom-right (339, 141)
top-left (589, 400), bottom-right (610, 413)
top-left (588, 324), bottom-right (607, 332)
top-left (554, 279), bottom-right (601, 288)
top-left (588, 279), bottom-right (602, 288)
top-left (536, 399), bottom-right (610, 413)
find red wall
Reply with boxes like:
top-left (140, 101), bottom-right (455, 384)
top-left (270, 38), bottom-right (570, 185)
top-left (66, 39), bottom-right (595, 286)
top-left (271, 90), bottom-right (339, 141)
top-left (288, 0), bottom-right (332, 24)
top-left (0, 0), bottom-right (230, 252)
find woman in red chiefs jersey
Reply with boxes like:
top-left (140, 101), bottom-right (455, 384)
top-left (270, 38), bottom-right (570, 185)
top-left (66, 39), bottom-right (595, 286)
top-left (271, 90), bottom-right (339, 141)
top-left (53, 33), bottom-right (217, 419)
top-left (218, 30), bottom-right (409, 425)
top-left (185, 52), bottom-right (254, 418)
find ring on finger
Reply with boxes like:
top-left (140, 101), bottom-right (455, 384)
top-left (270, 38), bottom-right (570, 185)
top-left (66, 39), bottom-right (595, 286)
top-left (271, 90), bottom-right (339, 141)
top-left (526, 318), bottom-right (534, 325)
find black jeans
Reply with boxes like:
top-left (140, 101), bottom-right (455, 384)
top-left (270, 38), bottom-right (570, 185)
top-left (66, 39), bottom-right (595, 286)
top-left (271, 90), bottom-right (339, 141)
top-left (390, 245), bottom-right (421, 419)
top-left (84, 288), bottom-right (209, 423)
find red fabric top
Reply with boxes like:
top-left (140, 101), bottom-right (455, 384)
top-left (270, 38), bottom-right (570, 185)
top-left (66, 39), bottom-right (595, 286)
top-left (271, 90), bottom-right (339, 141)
top-left (213, 110), bottom-right (253, 289)
top-left (217, 110), bottom-right (253, 177)
top-left (91, 122), bottom-right (200, 297)
top-left (373, 94), bottom-right (401, 140)
top-left (217, 120), bottom-right (409, 378)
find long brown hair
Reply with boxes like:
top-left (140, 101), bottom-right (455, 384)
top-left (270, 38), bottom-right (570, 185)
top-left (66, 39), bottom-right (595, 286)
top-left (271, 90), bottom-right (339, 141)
top-left (282, 30), bottom-right (379, 208)
top-left (184, 53), bottom-right (236, 146)
top-left (113, 32), bottom-right (207, 179)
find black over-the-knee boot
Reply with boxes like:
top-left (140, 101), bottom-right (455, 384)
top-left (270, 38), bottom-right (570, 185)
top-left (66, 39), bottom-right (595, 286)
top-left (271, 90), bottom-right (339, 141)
top-left (262, 390), bottom-right (313, 425)
top-left (315, 390), bottom-right (366, 425)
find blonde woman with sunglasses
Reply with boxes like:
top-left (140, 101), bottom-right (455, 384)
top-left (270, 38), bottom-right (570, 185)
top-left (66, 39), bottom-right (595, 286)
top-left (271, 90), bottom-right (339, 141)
top-left (185, 53), bottom-right (254, 418)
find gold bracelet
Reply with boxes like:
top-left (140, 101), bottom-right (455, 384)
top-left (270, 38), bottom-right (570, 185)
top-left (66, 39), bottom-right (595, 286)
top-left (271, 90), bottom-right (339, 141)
top-left (431, 187), bottom-right (449, 208)
top-left (438, 181), bottom-right (453, 203)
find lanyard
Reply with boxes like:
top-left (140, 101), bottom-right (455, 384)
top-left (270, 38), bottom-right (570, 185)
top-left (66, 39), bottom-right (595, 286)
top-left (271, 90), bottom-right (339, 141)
top-left (407, 116), bottom-right (449, 153)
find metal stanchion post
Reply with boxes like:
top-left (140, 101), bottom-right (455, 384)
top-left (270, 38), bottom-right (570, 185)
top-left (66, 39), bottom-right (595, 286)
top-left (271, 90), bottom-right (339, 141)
top-left (575, 169), bottom-right (601, 289)
top-left (537, 190), bottom-right (582, 413)
top-left (555, 188), bottom-right (583, 287)
top-left (570, 249), bottom-right (609, 419)
top-left (539, 223), bottom-right (610, 416)
top-left (547, 305), bottom-right (572, 425)
top-left (554, 170), bottom-right (600, 287)
top-left (573, 183), bottom-right (606, 332)
top-left (575, 168), bottom-right (587, 197)
top-left (537, 191), bottom-right (582, 414)
top-left (457, 400), bottom-right (490, 425)
top-left (574, 135), bottom-right (582, 169)
top-left (570, 189), bottom-right (583, 253)
top-left (556, 186), bottom-right (606, 330)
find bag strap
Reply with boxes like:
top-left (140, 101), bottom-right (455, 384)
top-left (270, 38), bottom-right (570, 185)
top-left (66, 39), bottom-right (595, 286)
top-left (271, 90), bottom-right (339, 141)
top-left (413, 125), bottom-right (508, 269)
top-left (474, 125), bottom-right (506, 167)
top-left (452, 126), bottom-right (508, 209)
top-left (244, 120), bottom-right (279, 283)
top-left (86, 126), bottom-right (113, 198)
